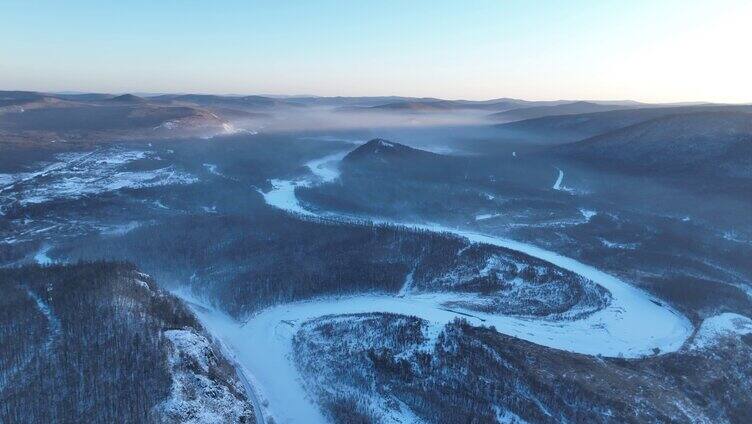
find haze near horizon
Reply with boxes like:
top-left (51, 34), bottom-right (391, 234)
top-left (1, 0), bottom-right (751, 103)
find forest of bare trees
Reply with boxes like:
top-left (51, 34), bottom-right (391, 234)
top-left (0, 262), bottom-right (255, 424)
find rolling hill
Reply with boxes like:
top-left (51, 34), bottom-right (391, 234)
top-left (494, 104), bottom-right (752, 144)
top-left (489, 101), bottom-right (637, 122)
top-left (0, 90), bottom-right (233, 146)
top-left (552, 111), bottom-right (752, 179)
top-left (335, 98), bottom-right (570, 114)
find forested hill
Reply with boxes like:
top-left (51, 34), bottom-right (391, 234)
top-left (342, 138), bottom-right (465, 182)
top-left (344, 138), bottom-right (442, 164)
top-left (0, 262), bottom-right (255, 424)
top-left (493, 104), bottom-right (752, 144)
top-left (551, 111), bottom-right (752, 178)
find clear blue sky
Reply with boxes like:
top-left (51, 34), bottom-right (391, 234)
top-left (1, 0), bottom-right (750, 102)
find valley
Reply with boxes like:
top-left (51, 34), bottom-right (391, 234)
top-left (1, 90), bottom-right (751, 423)
top-left (4, 2), bottom-right (752, 421)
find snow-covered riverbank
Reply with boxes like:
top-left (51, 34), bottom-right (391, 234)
top-left (258, 151), bottom-right (692, 356)
top-left (256, 188), bottom-right (692, 355)
top-left (198, 150), bottom-right (694, 423)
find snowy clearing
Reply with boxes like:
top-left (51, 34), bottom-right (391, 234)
top-left (690, 312), bottom-right (752, 350)
top-left (0, 148), bottom-right (197, 208)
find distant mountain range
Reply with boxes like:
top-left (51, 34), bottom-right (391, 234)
top-left (2, 89), bottom-right (750, 154)
top-left (335, 98), bottom-right (570, 113)
top-left (151, 94), bottom-right (300, 109)
top-left (0, 91), bottom-right (233, 145)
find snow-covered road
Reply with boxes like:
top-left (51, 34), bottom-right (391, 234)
top-left (189, 150), bottom-right (694, 423)
top-left (25, 287), bottom-right (61, 351)
top-left (553, 167), bottom-right (564, 190)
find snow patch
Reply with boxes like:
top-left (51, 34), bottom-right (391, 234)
top-left (159, 329), bottom-right (254, 424)
top-left (99, 221), bottom-right (140, 236)
top-left (34, 244), bottom-right (54, 265)
top-left (219, 123), bottom-right (257, 136)
top-left (397, 269), bottom-right (415, 297)
top-left (134, 279), bottom-right (151, 290)
top-left (202, 163), bottom-right (220, 176)
top-left (0, 173), bottom-right (15, 187)
top-left (599, 238), bottom-right (639, 250)
top-left (153, 200), bottom-right (169, 210)
top-left (552, 168), bottom-right (565, 190)
top-left (579, 209), bottom-right (597, 221)
top-left (494, 405), bottom-right (529, 424)
top-left (551, 167), bottom-right (581, 193)
top-left (476, 213), bottom-right (502, 221)
top-left (690, 313), bottom-right (752, 350)
top-left (0, 148), bottom-right (197, 208)
top-left (723, 230), bottom-right (751, 244)
top-left (154, 120), bottom-right (179, 130)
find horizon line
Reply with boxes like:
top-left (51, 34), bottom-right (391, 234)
top-left (4, 87), bottom-right (751, 106)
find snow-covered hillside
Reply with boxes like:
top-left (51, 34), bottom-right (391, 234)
top-left (0, 148), bottom-right (196, 210)
top-left (0, 263), bottom-right (256, 423)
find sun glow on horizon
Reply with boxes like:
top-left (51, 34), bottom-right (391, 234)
top-left (0, 0), bottom-right (750, 103)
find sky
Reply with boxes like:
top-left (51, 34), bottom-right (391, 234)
top-left (1, 0), bottom-right (750, 103)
